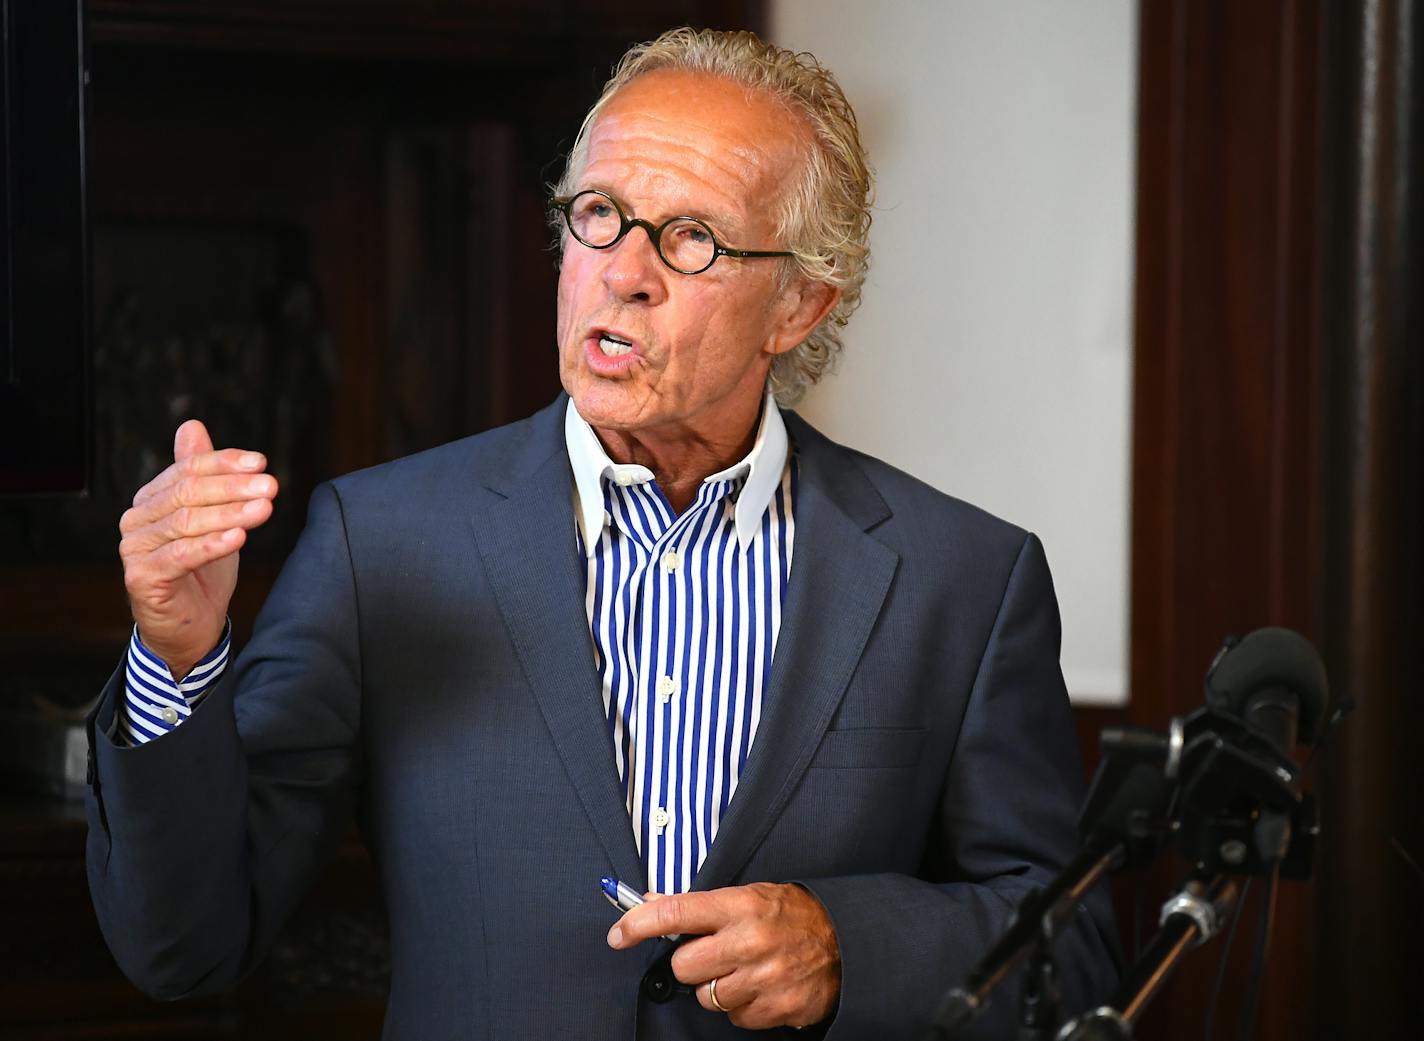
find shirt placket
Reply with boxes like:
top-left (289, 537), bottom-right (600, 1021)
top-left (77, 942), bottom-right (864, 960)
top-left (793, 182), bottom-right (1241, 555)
top-left (615, 478), bottom-right (739, 892)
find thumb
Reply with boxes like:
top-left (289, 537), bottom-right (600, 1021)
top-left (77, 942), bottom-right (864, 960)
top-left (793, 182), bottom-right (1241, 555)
top-left (173, 419), bottom-right (214, 463)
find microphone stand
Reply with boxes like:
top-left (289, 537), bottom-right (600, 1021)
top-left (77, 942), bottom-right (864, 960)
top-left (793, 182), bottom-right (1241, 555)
top-left (1017, 919), bottom-right (1061, 1041)
top-left (1057, 876), bottom-right (1241, 1041)
top-left (930, 729), bottom-right (1175, 1040)
top-left (931, 839), bottom-right (1124, 1038)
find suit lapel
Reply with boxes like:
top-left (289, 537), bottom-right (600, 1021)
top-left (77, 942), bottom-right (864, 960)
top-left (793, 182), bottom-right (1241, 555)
top-left (692, 415), bottom-right (899, 891)
top-left (471, 423), bottom-right (645, 890)
top-left (467, 401), bottom-right (898, 895)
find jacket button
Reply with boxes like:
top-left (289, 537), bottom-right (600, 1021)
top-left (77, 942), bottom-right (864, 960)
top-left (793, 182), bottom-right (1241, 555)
top-left (641, 958), bottom-right (676, 1003)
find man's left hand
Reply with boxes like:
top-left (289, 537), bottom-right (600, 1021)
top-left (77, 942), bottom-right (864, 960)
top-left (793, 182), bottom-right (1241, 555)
top-left (607, 882), bottom-right (840, 1030)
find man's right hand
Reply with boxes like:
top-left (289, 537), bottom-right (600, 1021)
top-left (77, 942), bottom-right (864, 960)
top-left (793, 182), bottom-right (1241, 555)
top-left (120, 420), bottom-right (279, 679)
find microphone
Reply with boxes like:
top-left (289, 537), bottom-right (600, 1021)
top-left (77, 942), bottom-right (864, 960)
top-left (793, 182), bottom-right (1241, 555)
top-left (1204, 627), bottom-right (1329, 754)
top-left (1178, 628), bottom-right (1327, 875)
top-left (934, 628), bottom-right (1330, 1039)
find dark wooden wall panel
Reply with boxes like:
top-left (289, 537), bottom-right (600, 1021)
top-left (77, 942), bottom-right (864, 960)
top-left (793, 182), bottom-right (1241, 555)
top-left (1129, 2), bottom-right (1325, 1039)
top-left (1315, 0), bottom-right (1424, 1035)
top-left (1131, 1), bottom-right (1422, 1039)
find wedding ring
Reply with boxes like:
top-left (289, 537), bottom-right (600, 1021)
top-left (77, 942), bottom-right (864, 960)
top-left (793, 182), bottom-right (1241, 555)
top-left (708, 975), bottom-right (730, 1013)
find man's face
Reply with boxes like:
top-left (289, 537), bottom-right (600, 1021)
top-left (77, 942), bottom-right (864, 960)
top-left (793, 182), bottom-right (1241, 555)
top-left (556, 71), bottom-right (817, 441)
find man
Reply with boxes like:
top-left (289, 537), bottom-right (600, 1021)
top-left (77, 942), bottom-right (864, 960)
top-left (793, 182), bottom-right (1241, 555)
top-left (89, 27), bottom-right (1118, 1040)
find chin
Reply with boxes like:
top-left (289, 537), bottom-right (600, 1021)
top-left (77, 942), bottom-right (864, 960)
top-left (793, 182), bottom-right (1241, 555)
top-left (567, 380), bottom-right (644, 430)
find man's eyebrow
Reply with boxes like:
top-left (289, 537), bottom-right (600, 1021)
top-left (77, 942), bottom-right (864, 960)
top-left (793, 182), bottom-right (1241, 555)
top-left (578, 185), bottom-right (743, 238)
top-left (665, 204), bottom-right (749, 243)
top-left (686, 207), bottom-right (743, 236)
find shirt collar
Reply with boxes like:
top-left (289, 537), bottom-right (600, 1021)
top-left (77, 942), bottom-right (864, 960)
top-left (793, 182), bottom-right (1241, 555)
top-left (565, 390), bottom-right (789, 558)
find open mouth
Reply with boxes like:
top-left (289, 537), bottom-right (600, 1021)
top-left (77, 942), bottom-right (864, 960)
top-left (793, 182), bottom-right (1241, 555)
top-left (597, 333), bottom-right (634, 357)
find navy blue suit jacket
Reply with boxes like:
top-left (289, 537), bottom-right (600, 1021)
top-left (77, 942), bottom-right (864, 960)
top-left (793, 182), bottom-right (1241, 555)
top-left (86, 396), bottom-right (1118, 1039)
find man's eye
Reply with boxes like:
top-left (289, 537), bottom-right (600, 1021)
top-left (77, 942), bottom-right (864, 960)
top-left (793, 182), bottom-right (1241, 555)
top-left (674, 223), bottom-right (712, 245)
top-left (574, 196), bottom-right (617, 221)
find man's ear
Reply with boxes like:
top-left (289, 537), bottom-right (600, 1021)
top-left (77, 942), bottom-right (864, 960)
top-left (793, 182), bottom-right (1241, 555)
top-left (766, 278), bottom-right (841, 357)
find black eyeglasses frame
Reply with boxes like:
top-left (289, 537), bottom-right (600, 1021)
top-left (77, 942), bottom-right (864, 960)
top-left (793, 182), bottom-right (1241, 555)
top-left (551, 189), bottom-right (795, 275)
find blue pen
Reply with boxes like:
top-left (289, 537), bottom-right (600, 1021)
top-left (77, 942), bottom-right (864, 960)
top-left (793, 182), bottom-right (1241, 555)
top-left (600, 875), bottom-right (684, 942)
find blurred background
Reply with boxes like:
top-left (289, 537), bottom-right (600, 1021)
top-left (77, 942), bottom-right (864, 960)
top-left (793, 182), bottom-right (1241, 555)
top-left (0, 1), bottom-right (1418, 1038)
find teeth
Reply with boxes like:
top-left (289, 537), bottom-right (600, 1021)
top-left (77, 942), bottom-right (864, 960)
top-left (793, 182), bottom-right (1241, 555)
top-left (599, 335), bottom-right (632, 357)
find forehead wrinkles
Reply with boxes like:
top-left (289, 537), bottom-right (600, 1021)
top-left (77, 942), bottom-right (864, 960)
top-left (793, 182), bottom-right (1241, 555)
top-left (587, 119), bottom-right (763, 210)
top-left (582, 86), bottom-right (806, 230)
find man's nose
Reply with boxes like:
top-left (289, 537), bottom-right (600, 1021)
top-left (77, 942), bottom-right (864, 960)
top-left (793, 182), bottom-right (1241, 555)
top-left (600, 225), bottom-right (668, 305)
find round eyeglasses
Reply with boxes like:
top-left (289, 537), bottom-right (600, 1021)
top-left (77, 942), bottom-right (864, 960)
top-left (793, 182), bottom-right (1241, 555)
top-left (551, 190), bottom-right (795, 275)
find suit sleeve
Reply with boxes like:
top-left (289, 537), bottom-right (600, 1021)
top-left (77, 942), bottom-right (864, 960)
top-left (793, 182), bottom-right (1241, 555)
top-left (85, 482), bottom-right (363, 999)
top-left (800, 533), bottom-right (1121, 1040)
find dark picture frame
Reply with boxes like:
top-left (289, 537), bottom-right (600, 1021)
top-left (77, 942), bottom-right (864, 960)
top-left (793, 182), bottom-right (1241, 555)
top-left (0, 0), bottom-right (90, 496)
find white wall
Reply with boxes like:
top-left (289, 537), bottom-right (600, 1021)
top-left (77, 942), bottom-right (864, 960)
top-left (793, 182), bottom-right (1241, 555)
top-left (770, 0), bottom-right (1137, 705)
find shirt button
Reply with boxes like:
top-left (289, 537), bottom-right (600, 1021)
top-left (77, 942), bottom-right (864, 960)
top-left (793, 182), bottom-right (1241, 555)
top-left (658, 676), bottom-right (677, 701)
top-left (652, 807), bottom-right (670, 830)
top-left (615, 473), bottom-right (636, 487)
top-left (603, 510), bottom-right (612, 528)
top-left (160, 707), bottom-right (180, 725)
top-left (661, 550), bottom-right (681, 572)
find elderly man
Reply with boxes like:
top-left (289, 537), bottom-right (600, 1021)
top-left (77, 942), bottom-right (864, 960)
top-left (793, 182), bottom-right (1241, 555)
top-left (89, 27), bottom-right (1118, 1041)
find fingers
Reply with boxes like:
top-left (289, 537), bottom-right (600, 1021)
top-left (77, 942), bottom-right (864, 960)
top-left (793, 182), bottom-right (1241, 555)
top-left (696, 971), bottom-right (802, 1031)
top-left (668, 928), bottom-right (745, 986)
top-left (698, 972), bottom-right (746, 1015)
top-left (120, 424), bottom-right (277, 589)
top-left (149, 527), bottom-right (248, 584)
top-left (123, 529), bottom-right (250, 603)
top-left (121, 497), bottom-right (273, 559)
top-left (615, 883), bottom-right (839, 1031)
top-left (611, 889), bottom-right (736, 948)
top-left (671, 933), bottom-right (740, 994)
top-left (122, 473), bottom-right (277, 534)
top-left (133, 448), bottom-right (271, 509)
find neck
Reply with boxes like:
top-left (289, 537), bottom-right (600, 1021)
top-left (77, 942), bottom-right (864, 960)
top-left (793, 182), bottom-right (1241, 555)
top-left (595, 398), bottom-right (764, 514)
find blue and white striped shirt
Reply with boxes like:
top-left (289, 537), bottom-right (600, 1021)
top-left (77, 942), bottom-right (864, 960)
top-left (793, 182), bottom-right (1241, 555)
top-left (565, 395), bottom-right (795, 894)
top-left (117, 624), bottom-right (229, 746)
top-left (119, 394), bottom-right (796, 896)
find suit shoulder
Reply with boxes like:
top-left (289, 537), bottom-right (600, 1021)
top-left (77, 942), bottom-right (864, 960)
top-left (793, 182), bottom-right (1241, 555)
top-left (853, 448), bottom-right (1026, 544)
top-left (788, 412), bottom-right (1030, 562)
top-left (839, 447), bottom-right (1053, 619)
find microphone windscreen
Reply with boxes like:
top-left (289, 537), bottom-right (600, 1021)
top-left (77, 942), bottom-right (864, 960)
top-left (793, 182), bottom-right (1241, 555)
top-left (1204, 627), bottom-right (1329, 745)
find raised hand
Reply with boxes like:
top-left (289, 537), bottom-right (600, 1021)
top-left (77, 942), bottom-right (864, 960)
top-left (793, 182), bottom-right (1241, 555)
top-left (119, 420), bottom-right (278, 678)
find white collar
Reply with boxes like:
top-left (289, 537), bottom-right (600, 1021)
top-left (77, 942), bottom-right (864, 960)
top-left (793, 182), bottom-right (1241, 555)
top-left (565, 390), bottom-right (789, 558)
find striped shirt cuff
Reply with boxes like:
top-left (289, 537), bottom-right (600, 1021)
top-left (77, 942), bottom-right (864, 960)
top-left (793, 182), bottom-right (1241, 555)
top-left (116, 622), bottom-right (231, 748)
